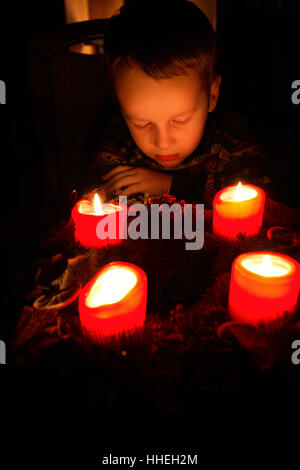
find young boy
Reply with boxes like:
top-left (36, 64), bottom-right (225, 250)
top-left (87, 0), bottom-right (271, 205)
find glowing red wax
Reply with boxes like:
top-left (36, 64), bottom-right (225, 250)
top-left (78, 261), bottom-right (148, 341)
top-left (213, 182), bottom-right (265, 239)
top-left (228, 251), bottom-right (300, 325)
top-left (71, 194), bottom-right (127, 248)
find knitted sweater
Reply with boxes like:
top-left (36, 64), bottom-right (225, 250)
top-left (86, 107), bottom-right (272, 206)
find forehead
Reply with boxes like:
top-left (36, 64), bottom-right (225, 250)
top-left (113, 62), bottom-right (206, 120)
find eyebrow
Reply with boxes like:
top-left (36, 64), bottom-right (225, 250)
top-left (126, 107), bottom-right (197, 122)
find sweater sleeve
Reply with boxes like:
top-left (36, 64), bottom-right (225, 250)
top-left (212, 111), bottom-right (273, 198)
top-left (168, 109), bottom-right (273, 207)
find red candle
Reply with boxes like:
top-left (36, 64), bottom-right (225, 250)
top-left (228, 251), bottom-right (300, 325)
top-left (71, 193), bottom-right (127, 248)
top-left (78, 261), bottom-right (148, 341)
top-left (213, 182), bottom-right (265, 238)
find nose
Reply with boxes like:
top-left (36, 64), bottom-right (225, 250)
top-left (151, 125), bottom-right (176, 150)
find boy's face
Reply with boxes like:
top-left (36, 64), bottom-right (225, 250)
top-left (113, 62), bottom-right (221, 168)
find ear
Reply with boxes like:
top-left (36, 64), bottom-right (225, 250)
top-left (208, 75), bottom-right (222, 112)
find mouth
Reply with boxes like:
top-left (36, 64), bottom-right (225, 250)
top-left (155, 154), bottom-right (179, 162)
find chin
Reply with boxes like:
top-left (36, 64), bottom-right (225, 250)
top-left (159, 162), bottom-right (180, 168)
top-left (157, 159), bottom-right (184, 168)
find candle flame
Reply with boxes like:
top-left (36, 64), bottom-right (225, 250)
top-left (86, 266), bottom-right (137, 308)
top-left (260, 255), bottom-right (274, 276)
top-left (234, 182), bottom-right (243, 202)
top-left (93, 193), bottom-right (103, 215)
top-left (241, 254), bottom-right (291, 277)
top-left (220, 182), bottom-right (257, 202)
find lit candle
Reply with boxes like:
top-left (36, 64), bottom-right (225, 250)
top-left (71, 193), bottom-right (127, 248)
top-left (228, 251), bottom-right (300, 325)
top-left (213, 182), bottom-right (265, 238)
top-left (78, 261), bottom-right (148, 341)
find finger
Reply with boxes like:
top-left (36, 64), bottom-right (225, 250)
top-left (117, 183), bottom-right (143, 197)
top-left (104, 174), bottom-right (140, 192)
top-left (103, 172), bottom-right (137, 192)
top-left (104, 169), bottom-right (137, 186)
top-left (102, 165), bottom-right (133, 180)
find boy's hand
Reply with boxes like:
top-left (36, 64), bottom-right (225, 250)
top-left (102, 165), bottom-right (172, 196)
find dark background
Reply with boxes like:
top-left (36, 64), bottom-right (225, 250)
top-left (0, 0), bottom-right (300, 452)
top-left (218, 0), bottom-right (300, 211)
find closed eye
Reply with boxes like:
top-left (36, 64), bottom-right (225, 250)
top-left (134, 122), bottom-right (151, 130)
top-left (173, 118), bottom-right (190, 124)
top-left (134, 118), bottom-right (191, 130)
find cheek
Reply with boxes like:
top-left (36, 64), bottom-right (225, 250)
top-left (185, 121), bottom-right (205, 140)
top-left (127, 125), bottom-right (143, 142)
top-left (191, 113), bottom-right (208, 136)
top-left (181, 119), bottom-right (207, 150)
top-left (130, 130), bottom-right (148, 147)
